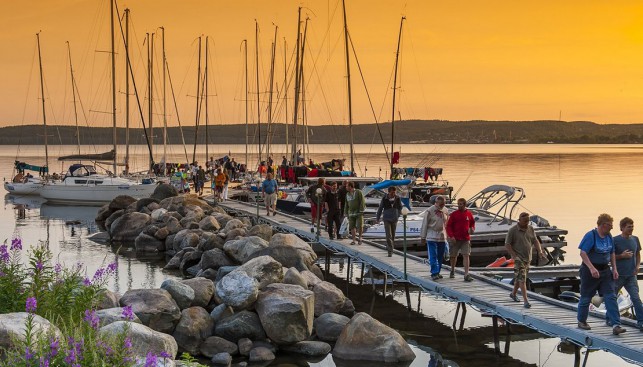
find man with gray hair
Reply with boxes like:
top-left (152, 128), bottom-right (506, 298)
top-left (420, 195), bottom-right (449, 280)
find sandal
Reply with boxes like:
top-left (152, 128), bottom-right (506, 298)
top-left (350, 241), bottom-right (356, 245)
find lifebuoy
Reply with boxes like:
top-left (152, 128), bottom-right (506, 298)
top-left (279, 191), bottom-right (288, 199)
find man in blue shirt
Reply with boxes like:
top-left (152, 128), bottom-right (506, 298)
top-left (614, 217), bottom-right (643, 331)
top-left (261, 173), bottom-right (278, 216)
top-left (577, 213), bottom-right (626, 335)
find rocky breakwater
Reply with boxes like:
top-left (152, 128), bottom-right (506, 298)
top-left (93, 186), bottom-right (416, 365)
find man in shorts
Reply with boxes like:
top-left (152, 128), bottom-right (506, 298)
top-left (306, 177), bottom-right (327, 233)
top-left (614, 217), bottom-right (643, 331)
top-left (261, 172), bottom-right (278, 216)
top-left (505, 212), bottom-right (545, 308)
top-left (344, 181), bottom-right (365, 245)
top-left (446, 197), bottom-right (475, 281)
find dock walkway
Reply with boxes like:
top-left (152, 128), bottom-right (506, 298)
top-left (219, 199), bottom-right (643, 365)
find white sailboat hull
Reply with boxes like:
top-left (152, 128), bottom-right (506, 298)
top-left (40, 183), bottom-right (157, 205)
top-left (3, 181), bottom-right (44, 195)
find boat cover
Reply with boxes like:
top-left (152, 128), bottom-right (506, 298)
top-left (367, 179), bottom-right (412, 190)
top-left (58, 150), bottom-right (116, 162)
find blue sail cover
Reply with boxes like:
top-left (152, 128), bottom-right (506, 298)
top-left (367, 179), bottom-right (412, 190)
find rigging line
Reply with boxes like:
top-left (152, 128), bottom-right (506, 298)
top-left (348, 32), bottom-right (391, 167)
top-left (406, 22), bottom-right (431, 119)
top-left (16, 41), bottom-right (39, 160)
top-left (452, 170), bottom-right (473, 199)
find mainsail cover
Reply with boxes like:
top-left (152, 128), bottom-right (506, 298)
top-left (57, 150), bottom-right (116, 162)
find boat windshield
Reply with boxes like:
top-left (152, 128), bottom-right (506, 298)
top-left (69, 165), bottom-right (98, 177)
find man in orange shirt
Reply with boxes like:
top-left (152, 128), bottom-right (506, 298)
top-left (446, 198), bottom-right (476, 281)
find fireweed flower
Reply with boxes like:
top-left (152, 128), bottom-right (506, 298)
top-left (82, 277), bottom-right (91, 286)
top-left (107, 262), bottom-right (118, 273)
top-left (121, 305), bottom-right (134, 321)
top-left (160, 351), bottom-right (171, 359)
top-left (144, 352), bottom-right (158, 367)
top-left (0, 244), bottom-right (9, 262)
top-left (49, 338), bottom-right (60, 357)
top-left (83, 309), bottom-right (100, 330)
top-left (54, 263), bottom-right (62, 274)
top-left (26, 297), bottom-right (37, 313)
top-left (10, 238), bottom-right (22, 251)
top-left (35, 261), bottom-right (44, 271)
top-left (123, 337), bottom-right (132, 350)
top-left (24, 347), bottom-right (34, 360)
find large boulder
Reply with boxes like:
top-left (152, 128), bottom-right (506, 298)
top-left (100, 321), bottom-right (178, 359)
top-left (0, 313), bottom-right (62, 351)
top-left (313, 313), bottom-right (350, 342)
top-left (134, 197), bottom-right (161, 212)
top-left (210, 304), bottom-right (234, 323)
top-left (95, 204), bottom-right (112, 222)
top-left (313, 281), bottom-right (346, 316)
top-left (197, 233), bottom-right (226, 252)
top-left (160, 195), bottom-right (214, 213)
top-left (248, 224), bottom-right (273, 242)
top-left (199, 216), bottom-right (221, 231)
top-left (301, 270), bottom-right (322, 289)
top-left (179, 250), bottom-right (203, 277)
top-left (283, 267), bottom-right (308, 289)
top-left (134, 233), bottom-right (165, 253)
top-left (180, 277), bottom-right (215, 308)
top-left (161, 279), bottom-right (196, 310)
top-left (216, 271), bottom-right (259, 310)
top-left (214, 311), bottom-right (266, 342)
top-left (95, 307), bottom-right (142, 327)
top-left (212, 213), bottom-right (234, 228)
top-left (119, 289), bottom-right (181, 333)
top-left (223, 236), bottom-right (269, 263)
top-left (94, 289), bottom-right (121, 310)
top-left (223, 218), bottom-right (245, 232)
top-left (165, 216), bottom-right (182, 234)
top-left (199, 336), bottom-right (239, 358)
top-left (109, 195), bottom-right (137, 211)
top-left (281, 341), bottom-right (331, 357)
top-left (110, 212), bottom-right (153, 242)
top-left (249, 347), bottom-right (275, 362)
top-left (200, 248), bottom-right (234, 271)
top-left (256, 283), bottom-right (314, 345)
top-left (225, 227), bottom-right (247, 241)
top-left (164, 248), bottom-right (194, 270)
top-left (249, 233), bottom-right (317, 272)
top-left (333, 313), bottom-right (416, 363)
top-left (151, 183), bottom-right (179, 201)
top-left (234, 255), bottom-right (283, 289)
top-left (172, 307), bottom-right (214, 356)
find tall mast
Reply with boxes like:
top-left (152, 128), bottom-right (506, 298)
top-left (266, 25), bottom-right (278, 161)
top-left (291, 7), bottom-right (302, 165)
top-left (66, 41), bottom-right (80, 155)
top-left (299, 18), bottom-right (309, 161)
top-left (342, 0), bottom-right (354, 175)
top-left (192, 36), bottom-right (202, 163)
top-left (283, 38), bottom-right (288, 160)
top-left (205, 36), bottom-right (209, 163)
top-left (36, 33), bottom-right (49, 172)
top-left (243, 40), bottom-right (249, 168)
top-left (255, 21), bottom-right (261, 168)
top-left (390, 17), bottom-right (405, 178)
top-left (147, 32), bottom-right (155, 171)
top-left (110, 0), bottom-right (117, 175)
top-left (124, 8), bottom-right (130, 174)
top-left (161, 26), bottom-right (167, 175)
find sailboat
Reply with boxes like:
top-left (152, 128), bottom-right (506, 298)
top-left (39, 0), bottom-right (156, 205)
top-left (4, 33), bottom-right (50, 196)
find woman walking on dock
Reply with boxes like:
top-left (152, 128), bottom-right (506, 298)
top-left (420, 195), bottom-right (449, 280)
top-left (376, 186), bottom-right (403, 257)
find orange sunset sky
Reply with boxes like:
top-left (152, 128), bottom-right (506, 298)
top-left (1, 0), bottom-right (643, 128)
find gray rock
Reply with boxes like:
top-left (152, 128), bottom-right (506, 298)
top-left (338, 298), bottom-right (356, 317)
top-left (94, 289), bottom-right (121, 310)
top-left (249, 347), bottom-right (275, 362)
top-left (281, 341), bottom-right (331, 356)
top-left (313, 281), bottom-right (346, 316)
top-left (237, 338), bottom-right (253, 356)
top-left (144, 224), bottom-right (160, 237)
top-left (309, 264), bottom-right (325, 281)
top-left (151, 208), bottom-right (168, 221)
top-left (200, 336), bottom-right (239, 358)
top-left (224, 218), bottom-right (245, 232)
top-left (216, 266), bottom-right (238, 281)
top-left (109, 195), bottom-right (137, 211)
top-left (251, 340), bottom-right (277, 354)
top-left (333, 312), bottom-right (416, 363)
top-left (249, 233), bottom-right (317, 272)
top-left (200, 248), bottom-right (234, 270)
top-left (151, 183), bottom-right (179, 201)
top-left (210, 304), bottom-right (234, 323)
top-left (179, 232), bottom-right (201, 250)
top-left (223, 236), bottom-right (269, 263)
top-left (256, 283), bottom-right (314, 345)
top-left (135, 197), bottom-right (161, 212)
top-left (216, 271), bottom-right (259, 310)
top-left (225, 227), bottom-right (247, 241)
top-left (196, 268), bottom-right (218, 281)
top-left (172, 306), bottom-right (214, 356)
top-left (100, 321), bottom-right (178, 359)
top-left (214, 311), bottom-right (266, 342)
top-left (198, 233), bottom-right (226, 251)
top-left (199, 216), bottom-right (221, 231)
top-left (300, 270), bottom-right (322, 289)
top-left (212, 212), bottom-right (234, 227)
top-left (164, 248), bottom-right (194, 270)
top-left (166, 216), bottom-right (182, 234)
top-left (0, 313), bottom-right (62, 351)
top-left (180, 217), bottom-right (198, 229)
top-left (283, 267), bottom-right (308, 289)
top-left (161, 279), bottom-right (196, 310)
top-left (96, 307), bottom-right (142, 327)
top-left (180, 250), bottom-right (203, 276)
top-left (234, 255), bottom-right (283, 289)
top-left (147, 202), bottom-right (161, 212)
top-left (313, 313), bottom-right (350, 342)
top-left (210, 352), bottom-right (232, 366)
top-left (95, 204), bottom-right (112, 222)
top-left (135, 233), bottom-right (165, 253)
top-left (105, 209), bottom-right (125, 230)
top-left (180, 277), bottom-right (215, 308)
top-left (248, 224), bottom-right (273, 242)
top-left (110, 212), bottom-right (153, 242)
top-left (120, 289), bottom-right (181, 333)
top-left (154, 227), bottom-right (170, 241)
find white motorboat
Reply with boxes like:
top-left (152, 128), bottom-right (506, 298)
top-left (559, 290), bottom-right (633, 316)
top-left (40, 164), bottom-right (157, 205)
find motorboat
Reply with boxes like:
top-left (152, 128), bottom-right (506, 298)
top-left (559, 290), bottom-right (633, 316)
top-left (40, 164), bottom-right (157, 205)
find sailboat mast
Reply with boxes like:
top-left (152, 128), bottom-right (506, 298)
top-left (192, 36), bottom-right (202, 164)
top-left (148, 32), bottom-right (155, 171)
top-left (66, 41), bottom-right (80, 155)
top-left (36, 33), bottom-right (49, 172)
top-left (390, 17), bottom-right (405, 179)
top-left (161, 27), bottom-right (167, 175)
top-left (291, 7), bottom-right (302, 165)
top-left (267, 25), bottom-right (278, 161)
top-left (110, 0), bottom-right (117, 175)
top-left (255, 21), bottom-right (261, 168)
top-left (342, 0), bottom-right (354, 175)
top-left (300, 18), bottom-right (309, 161)
top-left (243, 40), bottom-right (249, 168)
top-left (284, 38), bottom-right (288, 160)
top-left (205, 36), bottom-right (209, 163)
top-left (124, 8), bottom-right (130, 174)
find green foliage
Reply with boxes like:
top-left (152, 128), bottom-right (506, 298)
top-left (179, 353), bottom-right (208, 367)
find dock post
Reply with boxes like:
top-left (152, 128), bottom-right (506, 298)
top-left (582, 347), bottom-right (590, 367)
top-left (452, 302), bottom-right (468, 330)
top-left (492, 315), bottom-right (500, 355)
top-left (383, 273), bottom-right (388, 296)
top-left (404, 282), bottom-right (411, 310)
top-left (573, 345), bottom-right (581, 367)
top-left (503, 323), bottom-right (512, 356)
top-left (346, 257), bottom-right (352, 294)
top-left (359, 262), bottom-right (365, 285)
top-left (325, 248), bottom-right (330, 275)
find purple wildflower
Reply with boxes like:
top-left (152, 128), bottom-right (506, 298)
top-left (107, 262), bottom-right (117, 273)
top-left (39, 357), bottom-right (50, 367)
top-left (144, 352), bottom-right (158, 367)
top-left (0, 244), bottom-right (9, 262)
top-left (26, 297), bottom-right (37, 313)
top-left (123, 337), bottom-right (132, 350)
top-left (121, 305), bottom-right (134, 321)
top-left (10, 238), bottom-right (22, 251)
top-left (92, 267), bottom-right (105, 282)
top-left (159, 351), bottom-right (171, 359)
top-left (25, 347), bottom-right (34, 360)
top-left (83, 309), bottom-right (99, 330)
top-left (36, 261), bottom-right (44, 271)
top-left (49, 338), bottom-right (59, 357)
top-left (54, 263), bottom-right (62, 274)
top-left (82, 277), bottom-right (91, 286)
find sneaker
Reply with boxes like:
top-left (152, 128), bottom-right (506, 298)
top-left (524, 302), bottom-right (531, 309)
top-left (310, 226), bottom-right (315, 233)
top-left (613, 325), bottom-right (627, 335)
top-left (431, 274), bottom-right (440, 281)
top-left (464, 274), bottom-right (473, 282)
top-left (577, 322), bottom-right (591, 330)
top-left (437, 274), bottom-right (443, 279)
top-left (449, 271), bottom-right (455, 279)
top-left (509, 293), bottom-right (519, 302)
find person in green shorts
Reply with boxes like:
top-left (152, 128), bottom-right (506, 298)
top-left (345, 181), bottom-right (365, 245)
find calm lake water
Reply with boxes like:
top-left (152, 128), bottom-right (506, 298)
top-left (3, 143), bottom-right (641, 367)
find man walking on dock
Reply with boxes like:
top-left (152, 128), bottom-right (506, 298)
top-left (306, 178), bottom-right (327, 233)
top-left (261, 172), bottom-right (278, 216)
top-left (446, 197), bottom-right (475, 281)
top-left (325, 181), bottom-right (342, 240)
top-left (577, 213), bottom-right (626, 335)
top-left (421, 195), bottom-right (449, 280)
top-left (376, 186), bottom-right (403, 257)
top-left (614, 217), bottom-right (643, 331)
top-left (345, 181), bottom-right (365, 245)
top-left (506, 212), bottom-right (545, 308)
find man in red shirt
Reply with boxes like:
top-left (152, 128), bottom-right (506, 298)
top-left (446, 198), bottom-right (476, 281)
